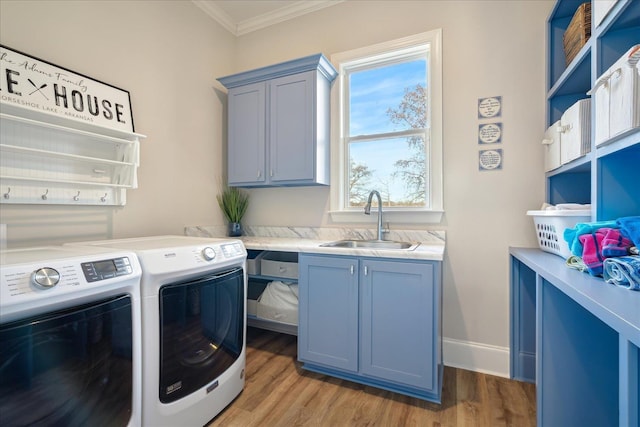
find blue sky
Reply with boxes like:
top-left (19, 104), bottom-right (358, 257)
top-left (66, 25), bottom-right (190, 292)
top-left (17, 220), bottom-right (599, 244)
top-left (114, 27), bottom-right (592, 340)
top-left (348, 59), bottom-right (426, 204)
top-left (349, 59), bottom-right (426, 136)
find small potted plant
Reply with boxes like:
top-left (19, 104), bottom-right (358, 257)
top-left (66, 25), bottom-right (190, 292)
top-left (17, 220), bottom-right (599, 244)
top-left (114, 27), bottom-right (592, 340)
top-left (217, 186), bottom-right (249, 237)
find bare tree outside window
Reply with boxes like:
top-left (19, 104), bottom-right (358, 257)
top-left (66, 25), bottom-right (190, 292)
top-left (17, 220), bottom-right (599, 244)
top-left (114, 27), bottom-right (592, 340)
top-left (332, 30), bottom-right (443, 220)
top-left (349, 159), bottom-right (373, 206)
top-left (387, 84), bottom-right (428, 206)
top-left (346, 59), bottom-right (428, 208)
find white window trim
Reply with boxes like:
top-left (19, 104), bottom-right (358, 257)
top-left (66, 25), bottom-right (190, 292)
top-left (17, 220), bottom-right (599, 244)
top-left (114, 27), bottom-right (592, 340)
top-left (328, 29), bottom-right (443, 224)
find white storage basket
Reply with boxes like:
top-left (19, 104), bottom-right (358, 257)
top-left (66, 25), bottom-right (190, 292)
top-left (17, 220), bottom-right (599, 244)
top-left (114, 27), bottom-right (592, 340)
top-left (589, 44), bottom-right (640, 147)
top-left (527, 210), bottom-right (591, 258)
top-left (256, 281), bottom-right (298, 325)
top-left (261, 251), bottom-right (298, 279)
top-left (246, 250), bottom-right (265, 275)
top-left (559, 99), bottom-right (591, 164)
top-left (542, 120), bottom-right (562, 172)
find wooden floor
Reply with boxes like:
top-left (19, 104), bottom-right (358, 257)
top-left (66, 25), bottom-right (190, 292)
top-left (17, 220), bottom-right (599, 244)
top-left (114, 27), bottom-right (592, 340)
top-left (209, 328), bottom-right (536, 427)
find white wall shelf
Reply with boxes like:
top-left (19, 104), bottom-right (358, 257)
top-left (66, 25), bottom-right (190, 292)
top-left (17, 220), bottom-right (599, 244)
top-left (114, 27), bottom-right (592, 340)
top-left (0, 105), bottom-right (145, 206)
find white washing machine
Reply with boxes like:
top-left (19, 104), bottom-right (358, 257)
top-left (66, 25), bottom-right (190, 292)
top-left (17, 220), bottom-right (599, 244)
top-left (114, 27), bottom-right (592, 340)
top-left (0, 245), bottom-right (142, 426)
top-left (68, 236), bottom-right (247, 427)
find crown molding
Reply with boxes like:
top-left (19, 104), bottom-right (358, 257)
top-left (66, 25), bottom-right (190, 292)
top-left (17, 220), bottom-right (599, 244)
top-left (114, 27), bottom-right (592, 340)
top-left (236, 1), bottom-right (344, 36)
top-left (218, 53), bottom-right (337, 88)
top-left (192, 0), bottom-right (237, 34)
top-left (192, 0), bottom-right (344, 36)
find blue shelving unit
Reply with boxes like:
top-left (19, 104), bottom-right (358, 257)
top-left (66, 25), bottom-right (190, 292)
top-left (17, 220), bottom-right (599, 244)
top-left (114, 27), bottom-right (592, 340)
top-left (512, 1), bottom-right (640, 425)
top-left (545, 0), bottom-right (640, 221)
top-left (510, 248), bottom-right (639, 427)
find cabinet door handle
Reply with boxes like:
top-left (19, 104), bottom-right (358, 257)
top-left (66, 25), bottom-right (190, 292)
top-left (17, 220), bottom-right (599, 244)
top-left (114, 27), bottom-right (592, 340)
top-left (350, 265), bottom-right (354, 275)
top-left (270, 169), bottom-right (274, 177)
top-left (364, 266), bottom-right (368, 276)
top-left (257, 170), bottom-right (262, 179)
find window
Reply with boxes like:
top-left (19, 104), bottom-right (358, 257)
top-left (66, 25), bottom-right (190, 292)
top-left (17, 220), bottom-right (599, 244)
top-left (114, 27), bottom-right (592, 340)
top-left (329, 30), bottom-right (443, 223)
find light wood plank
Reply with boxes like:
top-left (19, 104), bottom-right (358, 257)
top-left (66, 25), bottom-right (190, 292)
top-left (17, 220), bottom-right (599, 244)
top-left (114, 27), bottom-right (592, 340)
top-left (209, 328), bottom-right (536, 427)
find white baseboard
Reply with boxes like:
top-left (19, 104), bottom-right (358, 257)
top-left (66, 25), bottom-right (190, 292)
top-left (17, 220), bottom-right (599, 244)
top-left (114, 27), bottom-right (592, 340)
top-left (443, 337), bottom-right (510, 378)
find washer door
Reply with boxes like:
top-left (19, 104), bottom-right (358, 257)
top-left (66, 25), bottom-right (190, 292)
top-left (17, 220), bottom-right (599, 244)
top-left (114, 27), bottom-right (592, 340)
top-left (0, 295), bottom-right (133, 426)
top-left (159, 267), bottom-right (244, 403)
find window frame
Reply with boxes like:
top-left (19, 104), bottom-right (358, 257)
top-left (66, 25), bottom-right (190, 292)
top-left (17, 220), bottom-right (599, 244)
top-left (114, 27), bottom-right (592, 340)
top-left (329, 29), bottom-right (443, 224)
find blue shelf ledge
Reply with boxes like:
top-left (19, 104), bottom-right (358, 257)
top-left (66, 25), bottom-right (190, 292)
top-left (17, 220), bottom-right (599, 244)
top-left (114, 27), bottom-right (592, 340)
top-left (510, 247), bottom-right (640, 347)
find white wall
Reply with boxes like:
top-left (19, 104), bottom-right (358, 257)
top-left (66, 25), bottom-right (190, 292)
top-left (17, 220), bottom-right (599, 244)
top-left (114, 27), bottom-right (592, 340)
top-left (0, 0), bottom-right (235, 246)
top-left (226, 0), bottom-right (553, 375)
top-left (1, 0), bottom-right (553, 376)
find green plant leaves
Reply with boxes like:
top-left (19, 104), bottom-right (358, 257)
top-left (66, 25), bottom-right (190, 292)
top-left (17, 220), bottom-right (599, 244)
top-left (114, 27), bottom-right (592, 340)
top-left (217, 187), bottom-right (249, 223)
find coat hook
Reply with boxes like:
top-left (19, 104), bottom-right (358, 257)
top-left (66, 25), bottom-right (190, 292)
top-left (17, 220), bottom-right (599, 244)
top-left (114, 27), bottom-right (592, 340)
top-left (73, 191), bottom-right (81, 201)
top-left (41, 189), bottom-right (49, 200)
top-left (3, 187), bottom-right (10, 199)
top-left (100, 193), bottom-right (108, 202)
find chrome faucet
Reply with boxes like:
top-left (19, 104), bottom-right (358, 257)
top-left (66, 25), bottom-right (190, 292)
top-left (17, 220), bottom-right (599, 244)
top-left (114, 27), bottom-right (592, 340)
top-left (364, 190), bottom-right (384, 241)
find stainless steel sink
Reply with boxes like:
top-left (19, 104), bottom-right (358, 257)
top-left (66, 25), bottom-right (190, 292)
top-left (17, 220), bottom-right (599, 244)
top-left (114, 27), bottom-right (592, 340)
top-left (320, 240), bottom-right (419, 250)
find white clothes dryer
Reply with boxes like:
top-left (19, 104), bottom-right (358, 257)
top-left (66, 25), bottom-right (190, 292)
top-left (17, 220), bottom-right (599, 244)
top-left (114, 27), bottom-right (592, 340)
top-left (68, 236), bottom-right (247, 427)
top-left (0, 245), bottom-right (142, 427)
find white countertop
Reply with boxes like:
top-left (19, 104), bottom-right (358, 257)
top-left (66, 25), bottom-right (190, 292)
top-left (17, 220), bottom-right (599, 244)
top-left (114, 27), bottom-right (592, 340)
top-left (186, 226), bottom-right (445, 261)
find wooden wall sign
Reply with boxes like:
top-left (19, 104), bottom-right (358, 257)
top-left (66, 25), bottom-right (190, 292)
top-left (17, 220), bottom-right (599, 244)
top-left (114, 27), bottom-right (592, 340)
top-left (0, 44), bottom-right (135, 133)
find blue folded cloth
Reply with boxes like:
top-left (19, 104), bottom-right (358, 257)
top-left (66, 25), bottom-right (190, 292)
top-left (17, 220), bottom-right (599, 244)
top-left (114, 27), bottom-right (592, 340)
top-left (563, 220), bottom-right (618, 257)
top-left (603, 256), bottom-right (640, 291)
top-left (617, 216), bottom-right (640, 247)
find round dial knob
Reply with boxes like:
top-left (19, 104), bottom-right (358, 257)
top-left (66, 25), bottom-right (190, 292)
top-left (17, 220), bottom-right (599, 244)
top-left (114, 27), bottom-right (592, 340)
top-left (31, 267), bottom-right (61, 289)
top-left (202, 247), bottom-right (216, 261)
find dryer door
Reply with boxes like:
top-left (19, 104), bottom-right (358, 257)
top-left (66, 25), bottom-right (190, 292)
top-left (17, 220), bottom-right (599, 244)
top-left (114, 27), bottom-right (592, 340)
top-left (159, 267), bottom-right (244, 403)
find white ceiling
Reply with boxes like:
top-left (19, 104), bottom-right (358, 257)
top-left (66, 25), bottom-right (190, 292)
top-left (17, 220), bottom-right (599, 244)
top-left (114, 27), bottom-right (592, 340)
top-left (192, 0), bottom-right (344, 36)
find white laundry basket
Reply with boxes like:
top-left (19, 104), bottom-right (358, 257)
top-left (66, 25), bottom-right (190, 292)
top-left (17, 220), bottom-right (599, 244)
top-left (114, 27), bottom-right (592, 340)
top-left (527, 210), bottom-right (591, 258)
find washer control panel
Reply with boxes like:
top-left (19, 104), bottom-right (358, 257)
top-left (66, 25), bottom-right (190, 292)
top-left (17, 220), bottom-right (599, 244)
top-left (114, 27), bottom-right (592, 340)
top-left (81, 257), bottom-right (133, 282)
top-left (220, 243), bottom-right (244, 258)
top-left (202, 247), bottom-right (216, 261)
top-left (0, 246), bottom-right (141, 324)
top-left (31, 267), bottom-right (61, 288)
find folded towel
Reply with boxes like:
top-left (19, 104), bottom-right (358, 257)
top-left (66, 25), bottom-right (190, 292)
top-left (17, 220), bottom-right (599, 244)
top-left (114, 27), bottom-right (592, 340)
top-left (617, 216), bottom-right (640, 247)
top-left (601, 228), bottom-right (633, 257)
top-left (579, 229), bottom-right (609, 275)
top-left (603, 256), bottom-right (640, 291)
top-left (542, 203), bottom-right (591, 210)
top-left (566, 255), bottom-right (588, 272)
top-left (564, 220), bottom-right (619, 256)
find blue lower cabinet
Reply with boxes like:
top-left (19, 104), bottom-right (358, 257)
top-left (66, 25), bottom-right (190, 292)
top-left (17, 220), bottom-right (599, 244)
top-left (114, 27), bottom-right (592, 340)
top-left (298, 253), bottom-right (443, 403)
top-left (298, 254), bottom-right (358, 372)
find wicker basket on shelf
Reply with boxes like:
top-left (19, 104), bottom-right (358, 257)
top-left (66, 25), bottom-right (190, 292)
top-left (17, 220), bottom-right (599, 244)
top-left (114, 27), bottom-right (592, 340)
top-left (563, 2), bottom-right (592, 65)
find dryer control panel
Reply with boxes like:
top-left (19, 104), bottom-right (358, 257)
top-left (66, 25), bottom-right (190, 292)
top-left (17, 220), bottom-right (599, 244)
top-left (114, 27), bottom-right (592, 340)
top-left (81, 257), bottom-right (133, 282)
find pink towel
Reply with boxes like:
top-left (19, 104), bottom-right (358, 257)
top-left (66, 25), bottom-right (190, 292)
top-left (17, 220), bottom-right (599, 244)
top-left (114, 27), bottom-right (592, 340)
top-left (601, 228), bottom-right (633, 257)
top-left (579, 229), bottom-right (608, 276)
top-left (579, 228), bottom-right (633, 276)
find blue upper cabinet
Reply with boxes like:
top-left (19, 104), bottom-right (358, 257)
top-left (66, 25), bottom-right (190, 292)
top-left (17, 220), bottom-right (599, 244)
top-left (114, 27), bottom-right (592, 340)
top-left (269, 72), bottom-right (317, 184)
top-left (226, 82), bottom-right (267, 185)
top-left (545, 0), bottom-right (639, 221)
top-left (218, 54), bottom-right (337, 187)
